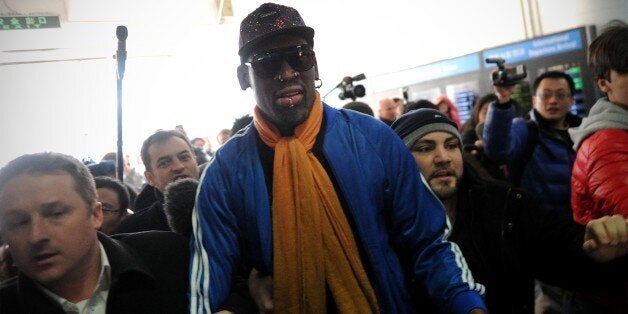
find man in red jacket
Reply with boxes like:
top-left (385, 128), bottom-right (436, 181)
top-left (568, 19), bottom-right (628, 313)
top-left (569, 20), bottom-right (628, 224)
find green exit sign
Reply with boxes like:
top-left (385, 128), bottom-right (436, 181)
top-left (0, 16), bottom-right (60, 30)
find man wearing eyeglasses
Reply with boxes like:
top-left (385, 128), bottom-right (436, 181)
top-left (94, 176), bottom-right (131, 235)
top-left (482, 71), bottom-right (582, 312)
top-left (191, 3), bottom-right (487, 314)
top-left (483, 71), bottom-right (582, 219)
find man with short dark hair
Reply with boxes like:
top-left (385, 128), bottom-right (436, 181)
top-left (94, 176), bottom-right (130, 235)
top-left (342, 101), bottom-right (374, 116)
top-left (0, 152), bottom-right (189, 313)
top-left (483, 71), bottom-right (584, 310)
top-left (483, 71), bottom-right (582, 219)
top-left (117, 129), bottom-right (199, 233)
top-left (191, 3), bottom-right (487, 313)
top-left (392, 108), bottom-right (628, 313)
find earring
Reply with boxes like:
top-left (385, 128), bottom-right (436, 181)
top-left (315, 78), bottom-right (322, 89)
top-left (275, 74), bottom-right (283, 82)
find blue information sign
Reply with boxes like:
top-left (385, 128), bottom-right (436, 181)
top-left (371, 53), bottom-right (481, 92)
top-left (482, 29), bottom-right (583, 64)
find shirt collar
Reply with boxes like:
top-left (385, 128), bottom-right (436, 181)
top-left (37, 241), bottom-right (111, 313)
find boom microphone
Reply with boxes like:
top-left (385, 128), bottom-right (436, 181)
top-left (334, 73), bottom-right (366, 88)
top-left (116, 25), bottom-right (128, 80)
top-left (351, 73), bottom-right (366, 81)
top-left (116, 25), bottom-right (128, 52)
top-left (335, 76), bottom-right (353, 88)
top-left (163, 178), bottom-right (199, 237)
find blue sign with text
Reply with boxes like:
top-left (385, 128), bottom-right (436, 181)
top-left (370, 53), bottom-right (481, 92)
top-left (482, 29), bottom-right (583, 64)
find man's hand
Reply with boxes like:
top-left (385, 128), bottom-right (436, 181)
top-left (493, 85), bottom-right (516, 104)
top-left (248, 268), bottom-right (273, 313)
top-left (583, 214), bottom-right (628, 262)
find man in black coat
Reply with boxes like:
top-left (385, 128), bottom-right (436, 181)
top-left (391, 108), bottom-right (628, 313)
top-left (117, 129), bottom-right (200, 233)
top-left (0, 152), bottom-right (189, 314)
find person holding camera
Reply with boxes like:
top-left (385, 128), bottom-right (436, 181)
top-left (483, 70), bottom-right (582, 219)
top-left (482, 70), bottom-right (583, 312)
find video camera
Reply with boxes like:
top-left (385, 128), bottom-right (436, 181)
top-left (486, 58), bottom-right (527, 86)
top-left (337, 73), bottom-right (366, 101)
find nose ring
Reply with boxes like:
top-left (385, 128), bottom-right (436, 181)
top-left (275, 72), bottom-right (299, 82)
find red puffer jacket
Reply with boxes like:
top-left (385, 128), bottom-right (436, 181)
top-left (571, 128), bottom-right (628, 224)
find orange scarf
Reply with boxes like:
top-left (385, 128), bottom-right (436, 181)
top-left (254, 92), bottom-right (379, 313)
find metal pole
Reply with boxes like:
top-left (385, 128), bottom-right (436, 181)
top-left (115, 26), bottom-right (128, 182)
top-left (116, 74), bottom-right (124, 182)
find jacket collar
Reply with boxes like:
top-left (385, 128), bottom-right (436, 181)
top-left (530, 108), bottom-right (581, 129)
top-left (14, 233), bottom-right (156, 312)
top-left (97, 232), bottom-right (156, 290)
top-left (16, 232), bottom-right (156, 313)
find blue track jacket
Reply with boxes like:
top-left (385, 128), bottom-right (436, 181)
top-left (190, 104), bottom-right (486, 313)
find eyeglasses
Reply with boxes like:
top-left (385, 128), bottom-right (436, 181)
top-left (102, 205), bottom-right (122, 215)
top-left (536, 90), bottom-right (572, 101)
top-left (245, 44), bottom-right (315, 79)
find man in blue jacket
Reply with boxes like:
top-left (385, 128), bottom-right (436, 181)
top-left (483, 71), bottom-right (582, 219)
top-left (482, 71), bottom-right (583, 311)
top-left (190, 3), bottom-right (486, 313)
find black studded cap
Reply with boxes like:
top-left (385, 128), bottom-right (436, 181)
top-left (239, 3), bottom-right (314, 60)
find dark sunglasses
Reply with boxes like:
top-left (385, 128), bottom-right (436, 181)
top-left (245, 44), bottom-right (315, 79)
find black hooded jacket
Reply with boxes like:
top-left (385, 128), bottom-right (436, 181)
top-left (447, 160), bottom-right (626, 313)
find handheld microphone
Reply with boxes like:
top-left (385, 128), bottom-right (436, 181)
top-left (116, 25), bottom-right (128, 80)
top-left (163, 178), bottom-right (199, 237)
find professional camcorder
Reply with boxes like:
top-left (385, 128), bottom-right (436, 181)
top-left (337, 73), bottom-right (366, 101)
top-left (486, 58), bottom-right (527, 86)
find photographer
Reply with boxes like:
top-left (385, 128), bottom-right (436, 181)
top-left (484, 71), bottom-right (581, 218)
top-left (482, 70), bottom-right (583, 312)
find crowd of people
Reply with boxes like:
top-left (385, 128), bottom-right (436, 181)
top-left (0, 3), bottom-right (626, 314)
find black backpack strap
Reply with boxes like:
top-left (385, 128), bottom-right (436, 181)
top-left (509, 120), bottom-right (539, 184)
top-left (523, 120), bottom-right (539, 165)
top-left (512, 120), bottom-right (559, 185)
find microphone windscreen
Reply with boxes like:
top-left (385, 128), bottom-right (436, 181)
top-left (116, 25), bottom-right (128, 40)
top-left (163, 178), bottom-right (199, 237)
top-left (352, 73), bottom-right (366, 81)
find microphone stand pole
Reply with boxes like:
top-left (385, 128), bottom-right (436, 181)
top-left (116, 26), bottom-right (127, 182)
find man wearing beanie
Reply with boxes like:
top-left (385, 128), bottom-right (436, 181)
top-left (191, 3), bottom-right (488, 313)
top-left (392, 108), bottom-right (628, 314)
